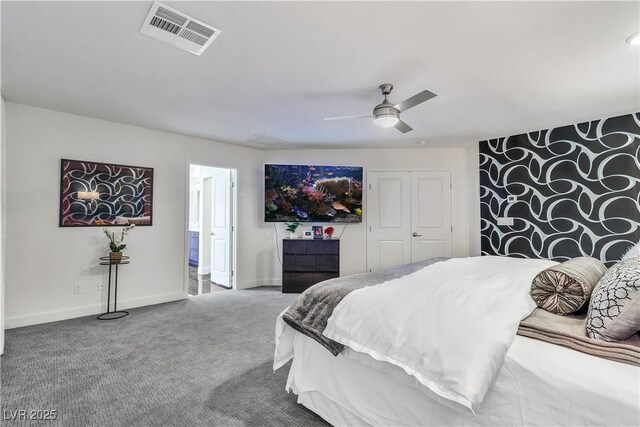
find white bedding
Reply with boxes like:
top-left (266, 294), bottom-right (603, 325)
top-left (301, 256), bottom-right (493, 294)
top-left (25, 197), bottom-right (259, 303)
top-left (323, 256), bottom-right (557, 412)
top-left (277, 324), bottom-right (640, 426)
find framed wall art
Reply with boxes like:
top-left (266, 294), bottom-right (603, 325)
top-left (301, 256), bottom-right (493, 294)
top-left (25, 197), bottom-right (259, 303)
top-left (59, 159), bottom-right (154, 227)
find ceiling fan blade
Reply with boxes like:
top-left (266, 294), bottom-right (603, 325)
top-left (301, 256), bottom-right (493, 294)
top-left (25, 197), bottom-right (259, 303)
top-left (394, 90), bottom-right (437, 112)
top-left (323, 114), bottom-right (372, 121)
top-left (394, 120), bottom-right (413, 133)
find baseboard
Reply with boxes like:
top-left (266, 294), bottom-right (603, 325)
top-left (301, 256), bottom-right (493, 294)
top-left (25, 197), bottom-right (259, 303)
top-left (5, 291), bottom-right (187, 329)
top-left (239, 278), bottom-right (282, 289)
top-left (198, 266), bottom-right (211, 275)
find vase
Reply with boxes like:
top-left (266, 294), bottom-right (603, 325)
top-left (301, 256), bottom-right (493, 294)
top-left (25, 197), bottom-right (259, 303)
top-left (289, 232), bottom-right (297, 239)
top-left (109, 251), bottom-right (123, 264)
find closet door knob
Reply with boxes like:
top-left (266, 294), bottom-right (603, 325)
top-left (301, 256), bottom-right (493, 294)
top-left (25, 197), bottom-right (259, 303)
top-left (412, 232), bottom-right (422, 237)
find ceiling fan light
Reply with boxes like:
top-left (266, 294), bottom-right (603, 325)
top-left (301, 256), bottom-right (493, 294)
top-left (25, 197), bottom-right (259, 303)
top-left (373, 115), bottom-right (399, 129)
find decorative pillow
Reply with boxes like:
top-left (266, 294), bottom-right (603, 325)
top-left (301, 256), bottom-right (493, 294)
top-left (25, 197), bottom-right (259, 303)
top-left (586, 258), bottom-right (640, 341)
top-left (621, 241), bottom-right (640, 260)
top-left (531, 257), bottom-right (607, 315)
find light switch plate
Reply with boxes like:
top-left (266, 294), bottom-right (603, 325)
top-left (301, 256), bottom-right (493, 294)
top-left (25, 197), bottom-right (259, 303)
top-left (497, 217), bottom-right (514, 226)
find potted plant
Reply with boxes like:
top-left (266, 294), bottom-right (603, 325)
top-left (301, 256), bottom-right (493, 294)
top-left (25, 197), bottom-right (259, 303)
top-left (324, 226), bottom-right (335, 239)
top-left (103, 224), bottom-right (135, 263)
top-left (285, 222), bottom-right (301, 239)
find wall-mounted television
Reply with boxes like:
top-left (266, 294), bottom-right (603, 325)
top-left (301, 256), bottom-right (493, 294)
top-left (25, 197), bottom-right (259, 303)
top-left (264, 164), bottom-right (363, 223)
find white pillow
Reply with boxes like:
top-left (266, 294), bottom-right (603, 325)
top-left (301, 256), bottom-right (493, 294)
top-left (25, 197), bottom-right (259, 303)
top-left (621, 241), bottom-right (640, 260)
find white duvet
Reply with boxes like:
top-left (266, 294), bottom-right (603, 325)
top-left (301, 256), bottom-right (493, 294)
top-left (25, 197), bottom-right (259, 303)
top-left (323, 256), bottom-right (557, 413)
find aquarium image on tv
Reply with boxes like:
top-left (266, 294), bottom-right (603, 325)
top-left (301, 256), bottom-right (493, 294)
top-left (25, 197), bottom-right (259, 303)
top-left (264, 164), bottom-right (363, 223)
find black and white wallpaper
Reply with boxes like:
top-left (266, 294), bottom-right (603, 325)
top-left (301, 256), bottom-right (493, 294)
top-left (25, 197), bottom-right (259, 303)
top-left (480, 113), bottom-right (640, 266)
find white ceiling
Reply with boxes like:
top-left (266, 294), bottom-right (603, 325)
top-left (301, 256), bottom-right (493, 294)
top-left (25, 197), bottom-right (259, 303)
top-left (2, 1), bottom-right (639, 149)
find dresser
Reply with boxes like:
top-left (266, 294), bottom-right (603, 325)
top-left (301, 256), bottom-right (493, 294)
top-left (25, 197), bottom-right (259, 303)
top-left (282, 239), bottom-right (340, 293)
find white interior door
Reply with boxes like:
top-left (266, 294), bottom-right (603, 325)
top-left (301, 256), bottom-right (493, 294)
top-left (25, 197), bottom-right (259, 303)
top-left (367, 171), bottom-right (412, 271)
top-left (210, 168), bottom-right (232, 287)
top-left (410, 171), bottom-right (452, 261)
top-left (367, 170), bottom-right (452, 272)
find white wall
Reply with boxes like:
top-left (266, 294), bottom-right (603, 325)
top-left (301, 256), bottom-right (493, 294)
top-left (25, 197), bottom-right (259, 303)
top-left (4, 103), bottom-right (264, 328)
top-left (0, 97), bottom-right (6, 352)
top-left (261, 147), bottom-right (473, 279)
top-left (0, 0), bottom-right (4, 354)
top-left (467, 143), bottom-right (481, 256)
top-left (4, 102), bottom-right (480, 328)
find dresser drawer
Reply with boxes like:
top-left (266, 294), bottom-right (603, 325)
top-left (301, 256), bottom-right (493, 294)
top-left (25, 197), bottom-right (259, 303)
top-left (283, 240), bottom-right (307, 254)
top-left (283, 255), bottom-right (316, 272)
top-left (282, 272), bottom-right (339, 293)
top-left (315, 255), bottom-right (339, 272)
top-left (306, 240), bottom-right (339, 254)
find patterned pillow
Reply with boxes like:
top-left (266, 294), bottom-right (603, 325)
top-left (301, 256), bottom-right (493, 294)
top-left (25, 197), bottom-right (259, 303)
top-left (621, 241), bottom-right (640, 260)
top-left (531, 257), bottom-right (607, 315)
top-left (586, 258), bottom-right (640, 341)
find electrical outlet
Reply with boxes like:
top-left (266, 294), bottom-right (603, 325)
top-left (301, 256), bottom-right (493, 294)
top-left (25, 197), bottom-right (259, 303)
top-left (507, 195), bottom-right (517, 203)
top-left (97, 282), bottom-right (104, 292)
top-left (497, 217), bottom-right (514, 226)
top-left (74, 282), bottom-right (83, 294)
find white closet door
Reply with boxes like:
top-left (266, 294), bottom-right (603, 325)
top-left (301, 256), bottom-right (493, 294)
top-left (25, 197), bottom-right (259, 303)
top-left (410, 171), bottom-right (452, 262)
top-left (367, 170), bottom-right (453, 272)
top-left (366, 172), bottom-right (412, 272)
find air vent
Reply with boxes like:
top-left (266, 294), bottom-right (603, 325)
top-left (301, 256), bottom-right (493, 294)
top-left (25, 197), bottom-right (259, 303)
top-left (247, 134), bottom-right (290, 148)
top-left (140, 2), bottom-right (221, 56)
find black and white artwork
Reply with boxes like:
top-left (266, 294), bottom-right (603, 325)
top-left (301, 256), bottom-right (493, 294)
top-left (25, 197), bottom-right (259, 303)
top-left (60, 159), bottom-right (153, 227)
top-left (480, 113), bottom-right (640, 266)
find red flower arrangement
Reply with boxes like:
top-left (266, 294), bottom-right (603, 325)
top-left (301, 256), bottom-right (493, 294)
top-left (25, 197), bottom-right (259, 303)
top-left (324, 227), bottom-right (335, 238)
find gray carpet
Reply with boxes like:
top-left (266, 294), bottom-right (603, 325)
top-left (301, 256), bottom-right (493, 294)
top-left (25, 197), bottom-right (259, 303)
top-left (0, 287), bottom-right (329, 426)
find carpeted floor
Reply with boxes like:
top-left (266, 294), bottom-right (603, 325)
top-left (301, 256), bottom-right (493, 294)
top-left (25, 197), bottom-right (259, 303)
top-left (0, 287), bottom-right (328, 426)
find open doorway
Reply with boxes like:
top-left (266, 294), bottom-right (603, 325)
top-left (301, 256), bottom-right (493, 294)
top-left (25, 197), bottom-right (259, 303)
top-left (187, 164), bottom-right (237, 296)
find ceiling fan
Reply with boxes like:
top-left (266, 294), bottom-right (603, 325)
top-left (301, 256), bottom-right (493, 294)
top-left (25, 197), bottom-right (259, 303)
top-left (324, 84), bottom-right (437, 133)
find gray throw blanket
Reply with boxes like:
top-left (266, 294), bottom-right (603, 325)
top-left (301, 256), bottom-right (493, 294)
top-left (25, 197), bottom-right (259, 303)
top-left (518, 308), bottom-right (640, 367)
top-left (282, 258), bottom-right (448, 356)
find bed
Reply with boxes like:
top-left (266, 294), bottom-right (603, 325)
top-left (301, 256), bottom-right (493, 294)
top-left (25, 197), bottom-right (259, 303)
top-left (273, 256), bottom-right (640, 426)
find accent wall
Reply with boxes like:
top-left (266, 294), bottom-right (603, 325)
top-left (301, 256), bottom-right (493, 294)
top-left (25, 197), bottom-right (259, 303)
top-left (479, 112), bottom-right (640, 266)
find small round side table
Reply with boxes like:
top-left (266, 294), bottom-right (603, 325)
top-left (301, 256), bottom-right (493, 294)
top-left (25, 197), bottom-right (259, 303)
top-left (98, 256), bottom-right (130, 320)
